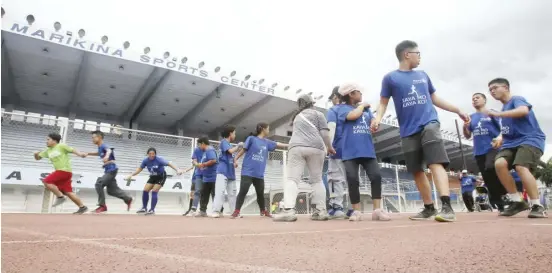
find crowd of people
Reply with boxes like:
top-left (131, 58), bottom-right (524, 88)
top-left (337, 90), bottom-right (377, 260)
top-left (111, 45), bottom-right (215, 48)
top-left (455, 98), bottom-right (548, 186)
top-left (34, 40), bottom-right (548, 221)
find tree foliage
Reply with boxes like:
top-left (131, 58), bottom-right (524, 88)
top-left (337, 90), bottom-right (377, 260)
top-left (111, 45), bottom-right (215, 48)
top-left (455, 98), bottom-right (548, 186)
top-left (534, 157), bottom-right (552, 187)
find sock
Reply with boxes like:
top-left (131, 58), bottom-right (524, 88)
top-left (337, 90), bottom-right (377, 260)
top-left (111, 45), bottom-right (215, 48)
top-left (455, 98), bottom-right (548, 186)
top-left (440, 196), bottom-right (451, 206)
top-left (424, 203), bottom-right (435, 210)
top-left (508, 193), bottom-right (521, 202)
top-left (151, 191), bottom-right (158, 211)
top-left (142, 191), bottom-right (149, 209)
top-left (531, 199), bottom-right (541, 206)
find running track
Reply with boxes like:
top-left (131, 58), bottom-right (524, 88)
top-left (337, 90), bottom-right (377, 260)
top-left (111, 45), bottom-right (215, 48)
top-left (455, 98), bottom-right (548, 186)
top-left (2, 212), bottom-right (551, 273)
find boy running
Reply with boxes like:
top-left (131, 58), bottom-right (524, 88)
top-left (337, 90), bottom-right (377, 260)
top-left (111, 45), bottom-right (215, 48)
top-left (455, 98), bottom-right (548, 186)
top-left (34, 132), bottom-right (88, 214)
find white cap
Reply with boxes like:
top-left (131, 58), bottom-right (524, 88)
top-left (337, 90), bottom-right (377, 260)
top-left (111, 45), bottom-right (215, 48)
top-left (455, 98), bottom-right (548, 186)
top-left (461, 170), bottom-right (468, 174)
top-left (338, 83), bottom-right (363, 96)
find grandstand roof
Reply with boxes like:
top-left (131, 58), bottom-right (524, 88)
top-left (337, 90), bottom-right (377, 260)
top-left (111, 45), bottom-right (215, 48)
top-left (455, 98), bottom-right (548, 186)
top-left (0, 12), bottom-right (477, 171)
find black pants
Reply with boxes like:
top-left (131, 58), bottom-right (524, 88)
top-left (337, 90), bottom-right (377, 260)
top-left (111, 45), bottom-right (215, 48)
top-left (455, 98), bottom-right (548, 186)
top-left (199, 182), bottom-right (216, 212)
top-left (343, 157), bottom-right (382, 204)
top-left (235, 175), bottom-right (265, 211)
top-left (95, 169), bottom-right (132, 206)
top-left (462, 192), bottom-right (474, 211)
top-left (475, 150), bottom-right (506, 209)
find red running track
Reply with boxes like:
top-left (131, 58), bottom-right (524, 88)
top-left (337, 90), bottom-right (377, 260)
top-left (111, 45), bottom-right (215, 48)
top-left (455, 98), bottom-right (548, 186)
top-left (1, 212), bottom-right (551, 273)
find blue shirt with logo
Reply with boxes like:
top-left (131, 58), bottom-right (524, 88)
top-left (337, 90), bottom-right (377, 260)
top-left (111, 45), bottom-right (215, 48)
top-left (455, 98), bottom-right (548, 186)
top-left (241, 136), bottom-right (277, 179)
top-left (140, 156), bottom-right (169, 176)
top-left (381, 70), bottom-right (439, 137)
top-left (468, 112), bottom-right (501, 156)
top-left (216, 139), bottom-right (236, 180)
top-left (326, 104), bottom-right (345, 160)
top-left (337, 105), bottom-right (377, 161)
top-left (98, 143), bottom-right (117, 173)
top-left (460, 175), bottom-right (476, 193)
top-left (192, 147), bottom-right (204, 179)
top-left (499, 96), bottom-right (546, 152)
top-left (199, 146), bottom-right (218, 183)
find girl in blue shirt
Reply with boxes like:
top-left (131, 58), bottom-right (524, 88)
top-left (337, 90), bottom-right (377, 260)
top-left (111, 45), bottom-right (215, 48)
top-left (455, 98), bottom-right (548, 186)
top-left (232, 122), bottom-right (288, 218)
top-left (337, 84), bottom-right (390, 222)
top-left (126, 148), bottom-right (183, 215)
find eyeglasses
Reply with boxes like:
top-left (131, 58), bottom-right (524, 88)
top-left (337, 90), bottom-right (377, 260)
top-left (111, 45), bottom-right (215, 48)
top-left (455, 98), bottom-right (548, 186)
top-left (408, 51), bottom-right (421, 56)
top-left (488, 85), bottom-right (506, 91)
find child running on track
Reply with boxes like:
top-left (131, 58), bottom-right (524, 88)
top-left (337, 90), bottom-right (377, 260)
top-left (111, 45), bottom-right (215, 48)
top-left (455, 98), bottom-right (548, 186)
top-left (84, 131), bottom-right (133, 213)
top-left (34, 132), bottom-right (88, 214)
top-left (232, 122), bottom-right (288, 218)
top-left (125, 148), bottom-right (183, 215)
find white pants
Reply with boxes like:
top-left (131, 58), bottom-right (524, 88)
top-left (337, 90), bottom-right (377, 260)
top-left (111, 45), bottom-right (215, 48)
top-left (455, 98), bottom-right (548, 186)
top-left (212, 174), bottom-right (237, 213)
top-left (284, 147), bottom-right (326, 211)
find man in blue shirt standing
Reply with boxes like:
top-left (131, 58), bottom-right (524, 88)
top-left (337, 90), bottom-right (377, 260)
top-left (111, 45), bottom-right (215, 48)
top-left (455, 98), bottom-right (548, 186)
top-left (372, 40), bottom-right (470, 222)
top-left (459, 170), bottom-right (476, 212)
top-left (196, 136), bottom-right (219, 217)
top-left (463, 93), bottom-right (507, 212)
top-left (485, 78), bottom-right (547, 218)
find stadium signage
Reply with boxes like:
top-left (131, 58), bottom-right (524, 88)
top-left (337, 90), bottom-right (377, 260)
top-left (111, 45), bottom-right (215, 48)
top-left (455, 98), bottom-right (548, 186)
top-left (1, 166), bottom-right (192, 193)
top-left (8, 22), bottom-right (276, 96)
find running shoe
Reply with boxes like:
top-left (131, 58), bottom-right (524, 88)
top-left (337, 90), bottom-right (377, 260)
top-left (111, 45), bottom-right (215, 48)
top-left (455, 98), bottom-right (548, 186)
top-left (94, 205), bottom-right (107, 214)
top-left (528, 204), bottom-right (548, 218)
top-left (52, 196), bottom-right (66, 207)
top-left (73, 206), bottom-right (88, 214)
top-left (194, 211), bottom-right (207, 217)
top-left (409, 207), bottom-right (437, 220)
top-left (261, 210), bottom-right (272, 218)
top-left (330, 209), bottom-right (346, 220)
top-left (348, 210), bottom-right (362, 222)
top-left (231, 209), bottom-right (241, 219)
top-left (434, 204), bottom-right (456, 222)
top-left (145, 209), bottom-right (155, 216)
top-left (500, 201), bottom-right (530, 217)
top-left (136, 208), bottom-right (147, 214)
top-left (311, 209), bottom-right (329, 221)
top-left (372, 209), bottom-right (391, 221)
top-left (125, 197), bottom-right (133, 211)
top-left (273, 209), bottom-right (297, 222)
top-left (344, 209), bottom-right (354, 219)
top-left (210, 211), bottom-right (223, 218)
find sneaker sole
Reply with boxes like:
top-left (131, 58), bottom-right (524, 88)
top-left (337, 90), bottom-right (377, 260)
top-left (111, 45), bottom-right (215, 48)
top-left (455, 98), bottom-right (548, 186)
top-left (434, 215), bottom-right (456, 222)
top-left (409, 216), bottom-right (435, 221)
top-left (528, 213), bottom-right (548, 218)
top-left (273, 217), bottom-right (298, 222)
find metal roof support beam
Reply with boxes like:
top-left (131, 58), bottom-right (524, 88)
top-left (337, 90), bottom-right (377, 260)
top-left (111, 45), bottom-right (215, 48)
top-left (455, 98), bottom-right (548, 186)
top-left (378, 146), bottom-right (404, 158)
top-left (175, 84), bottom-right (226, 129)
top-left (374, 136), bottom-right (402, 151)
top-left (209, 96), bottom-right (274, 135)
top-left (1, 41), bottom-right (20, 105)
top-left (268, 112), bottom-right (295, 134)
top-left (67, 52), bottom-right (90, 114)
top-left (123, 68), bottom-right (171, 122)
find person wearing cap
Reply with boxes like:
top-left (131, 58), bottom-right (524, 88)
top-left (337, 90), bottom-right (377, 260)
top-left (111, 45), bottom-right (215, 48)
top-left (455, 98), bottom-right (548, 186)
top-left (326, 86), bottom-right (354, 219)
top-left (463, 92), bottom-right (507, 212)
top-left (459, 170), bottom-right (476, 212)
top-left (372, 40), bottom-right (470, 222)
top-left (273, 94), bottom-right (336, 222)
top-left (336, 83), bottom-right (390, 222)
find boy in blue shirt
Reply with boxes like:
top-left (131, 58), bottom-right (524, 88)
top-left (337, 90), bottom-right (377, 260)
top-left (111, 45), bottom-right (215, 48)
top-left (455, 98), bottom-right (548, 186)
top-left (485, 78), bottom-right (547, 218)
top-left (463, 93), bottom-right (507, 212)
top-left (85, 131), bottom-right (133, 214)
top-left (187, 142), bottom-right (204, 216)
top-left (372, 40), bottom-right (470, 222)
top-left (459, 170), bottom-right (476, 212)
top-left (195, 136), bottom-right (219, 217)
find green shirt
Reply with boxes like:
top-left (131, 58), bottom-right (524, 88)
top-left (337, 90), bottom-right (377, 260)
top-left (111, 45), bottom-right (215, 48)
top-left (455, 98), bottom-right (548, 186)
top-left (39, 143), bottom-right (74, 172)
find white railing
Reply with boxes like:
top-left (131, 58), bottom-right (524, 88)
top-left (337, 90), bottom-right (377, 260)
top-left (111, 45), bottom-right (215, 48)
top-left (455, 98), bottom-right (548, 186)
top-left (1, 111), bottom-right (484, 215)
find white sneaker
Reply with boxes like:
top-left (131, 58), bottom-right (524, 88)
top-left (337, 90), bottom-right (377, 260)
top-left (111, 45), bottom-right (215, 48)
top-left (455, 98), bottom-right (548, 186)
top-left (210, 212), bottom-right (223, 218)
top-left (52, 196), bottom-right (66, 207)
top-left (372, 209), bottom-right (391, 221)
top-left (311, 209), bottom-right (329, 221)
top-left (348, 210), bottom-right (362, 222)
top-left (273, 209), bottom-right (297, 222)
top-left (330, 210), bottom-right (346, 219)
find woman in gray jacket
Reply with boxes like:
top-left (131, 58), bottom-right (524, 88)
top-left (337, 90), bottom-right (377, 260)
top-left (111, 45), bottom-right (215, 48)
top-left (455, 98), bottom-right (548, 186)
top-left (273, 94), bottom-right (336, 222)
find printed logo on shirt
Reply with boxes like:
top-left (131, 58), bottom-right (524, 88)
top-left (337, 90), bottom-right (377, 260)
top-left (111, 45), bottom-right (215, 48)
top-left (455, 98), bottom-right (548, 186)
top-left (353, 114), bottom-right (371, 135)
top-left (252, 146), bottom-right (266, 162)
top-left (402, 82), bottom-right (428, 108)
top-left (501, 125), bottom-right (510, 135)
top-left (473, 117), bottom-right (491, 136)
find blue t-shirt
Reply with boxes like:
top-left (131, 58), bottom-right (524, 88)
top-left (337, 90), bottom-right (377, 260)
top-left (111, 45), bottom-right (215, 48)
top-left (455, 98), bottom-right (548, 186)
top-left (199, 146), bottom-right (218, 183)
top-left (468, 112), bottom-right (501, 156)
top-left (499, 96), bottom-right (546, 152)
top-left (192, 147), bottom-right (204, 179)
top-left (460, 175), bottom-right (476, 193)
top-left (241, 136), bottom-right (277, 179)
top-left (98, 143), bottom-right (117, 173)
top-left (381, 70), bottom-right (439, 137)
top-left (326, 104), bottom-right (345, 160)
top-left (216, 139), bottom-right (236, 180)
top-left (140, 156), bottom-right (169, 176)
top-left (337, 105), bottom-right (377, 161)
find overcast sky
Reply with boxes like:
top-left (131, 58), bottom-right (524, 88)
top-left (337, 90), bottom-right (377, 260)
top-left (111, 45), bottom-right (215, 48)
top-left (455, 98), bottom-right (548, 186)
top-left (3, 0), bottom-right (551, 160)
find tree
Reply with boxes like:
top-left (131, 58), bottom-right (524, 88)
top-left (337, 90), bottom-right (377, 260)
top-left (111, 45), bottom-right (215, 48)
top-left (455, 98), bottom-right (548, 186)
top-left (534, 158), bottom-right (552, 187)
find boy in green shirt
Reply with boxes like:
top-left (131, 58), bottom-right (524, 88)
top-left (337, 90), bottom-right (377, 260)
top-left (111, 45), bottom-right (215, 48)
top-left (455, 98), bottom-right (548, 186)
top-left (34, 132), bottom-right (88, 214)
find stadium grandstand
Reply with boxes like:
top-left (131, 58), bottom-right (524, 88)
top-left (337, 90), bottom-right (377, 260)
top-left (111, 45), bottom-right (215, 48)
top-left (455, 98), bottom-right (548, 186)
top-left (2, 12), bottom-right (477, 215)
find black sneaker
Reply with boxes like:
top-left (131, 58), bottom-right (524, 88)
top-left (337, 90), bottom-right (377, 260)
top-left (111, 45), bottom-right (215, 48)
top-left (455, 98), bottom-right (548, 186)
top-left (409, 207), bottom-right (437, 220)
top-left (528, 205), bottom-right (548, 218)
top-left (73, 206), bottom-right (88, 214)
top-left (499, 201), bottom-right (529, 217)
top-left (435, 204), bottom-right (456, 222)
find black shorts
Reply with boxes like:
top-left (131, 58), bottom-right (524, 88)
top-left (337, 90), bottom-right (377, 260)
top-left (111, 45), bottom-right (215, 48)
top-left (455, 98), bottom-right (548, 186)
top-left (146, 172), bottom-right (167, 186)
top-left (401, 121), bottom-right (450, 173)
